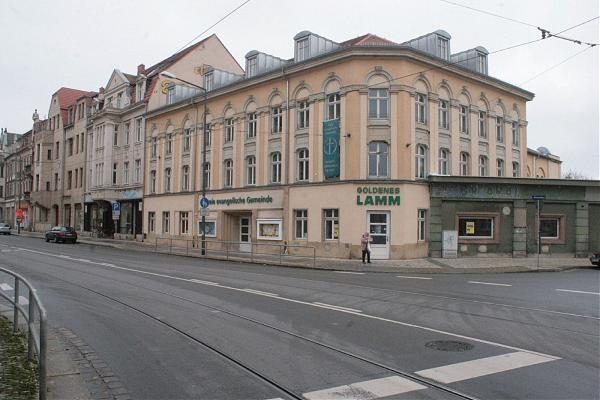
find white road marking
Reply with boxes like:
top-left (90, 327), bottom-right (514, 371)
top-left (243, 289), bottom-right (279, 297)
top-left (16, 246), bottom-right (562, 359)
top-left (556, 289), bottom-right (600, 296)
top-left (396, 276), bottom-right (433, 280)
top-left (18, 296), bottom-right (29, 306)
top-left (0, 283), bottom-right (13, 291)
top-left (303, 375), bottom-right (426, 400)
top-left (416, 351), bottom-right (556, 384)
top-left (189, 279), bottom-right (220, 286)
top-left (334, 271), bottom-right (365, 275)
top-left (312, 302), bottom-right (362, 313)
top-left (468, 281), bottom-right (512, 287)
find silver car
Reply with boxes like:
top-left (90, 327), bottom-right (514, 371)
top-left (0, 223), bottom-right (11, 235)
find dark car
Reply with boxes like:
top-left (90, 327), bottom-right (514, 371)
top-left (45, 226), bottom-right (77, 243)
top-left (590, 252), bottom-right (600, 266)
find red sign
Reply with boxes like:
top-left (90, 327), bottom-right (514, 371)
top-left (16, 208), bottom-right (24, 219)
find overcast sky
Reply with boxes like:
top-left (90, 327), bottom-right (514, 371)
top-left (1, 0), bottom-right (598, 178)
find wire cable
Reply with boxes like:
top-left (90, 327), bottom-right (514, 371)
top-left (519, 45), bottom-right (596, 85)
top-left (438, 0), bottom-right (538, 28)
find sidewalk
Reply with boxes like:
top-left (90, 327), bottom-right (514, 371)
top-left (11, 230), bottom-right (596, 273)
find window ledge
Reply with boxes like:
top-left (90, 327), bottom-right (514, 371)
top-left (367, 119), bottom-right (390, 127)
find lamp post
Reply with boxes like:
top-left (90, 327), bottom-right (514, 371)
top-left (159, 71), bottom-right (209, 255)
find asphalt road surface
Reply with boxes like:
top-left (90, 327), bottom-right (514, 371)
top-left (1, 234), bottom-right (599, 400)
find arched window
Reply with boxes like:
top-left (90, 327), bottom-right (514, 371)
top-left (415, 144), bottom-right (427, 179)
top-left (246, 156), bottom-right (256, 185)
top-left (297, 100), bottom-right (309, 129)
top-left (270, 152), bottom-right (281, 184)
top-left (368, 141), bottom-right (389, 178)
top-left (478, 155), bottom-right (488, 176)
top-left (164, 168), bottom-right (171, 192)
top-left (415, 93), bottom-right (427, 124)
top-left (297, 148), bottom-right (309, 182)
top-left (496, 159), bottom-right (504, 177)
top-left (512, 161), bottom-right (520, 177)
top-left (326, 93), bottom-right (341, 120)
top-left (439, 148), bottom-right (450, 175)
top-left (223, 159), bottom-right (233, 187)
top-left (460, 152), bottom-right (470, 176)
top-left (181, 165), bottom-right (190, 191)
top-left (203, 162), bottom-right (211, 189)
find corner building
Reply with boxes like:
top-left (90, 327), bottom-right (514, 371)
top-left (143, 30), bottom-right (537, 259)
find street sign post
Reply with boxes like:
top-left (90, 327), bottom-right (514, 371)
top-left (531, 195), bottom-right (545, 269)
top-left (200, 197), bottom-right (209, 209)
top-left (16, 208), bottom-right (23, 234)
top-left (111, 202), bottom-right (121, 220)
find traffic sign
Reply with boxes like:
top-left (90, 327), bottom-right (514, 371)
top-left (16, 208), bottom-right (24, 219)
top-left (201, 208), bottom-right (209, 217)
top-left (200, 197), bottom-right (209, 209)
top-left (531, 195), bottom-right (545, 200)
top-left (112, 202), bottom-right (121, 220)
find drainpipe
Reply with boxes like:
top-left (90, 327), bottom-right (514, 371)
top-left (283, 67), bottom-right (290, 245)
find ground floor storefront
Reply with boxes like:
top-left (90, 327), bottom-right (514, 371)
top-left (83, 189), bottom-right (143, 239)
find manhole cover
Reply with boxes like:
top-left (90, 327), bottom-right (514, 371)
top-left (425, 340), bottom-right (474, 352)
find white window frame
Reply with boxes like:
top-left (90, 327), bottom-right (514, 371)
top-left (148, 212), bottom-right (155, 233)
top-left (368, 141), bottom-right (389, 178)
top-left (164, 168), bottom-right (171, 192)
top-left (183, 128), bottom-right (191, 152)
top-left (497, 159), bottom-right (505, 177)
top-left (459, 216), bottom-right (495, 240)
top-left (512, 161), bottom-right (520, 178)
top-left (246, 56), bottom-right (257, 77)
top-left (247, 113), bottom-right (257, 139)
top-left (271, 152), bottom-right (281, 184)
top-left (418, 209), bottom-right (427, 241)
top-left (326, 93), bottom-right (341, 120)
top-left (150, 170), bottom-right (156, 193)
top-left (166, 85), bottom-right (176, 104)
top-left (478, 111), bottom-right (487, 138)
top-left (271, 107), bottom-right (282, 134)
top-left (438, 37), bottom-right (449, 59)
top-left (459, 105), bottom-right (469, 134)
top-left (297, 101), bottom-right (309, 129)
top-left (297, 148), bottom-right (309, 182)
top-left (294, 209), bottom-right (308, 240)
top-left (439, 148), bottom-right (450, 175)
top-left (135, 118), bottom-right (143, 142)
top-left (257, 219), bottom-right (283, 241)
top-left (246, 156), bottom-right (256, 186)
top-left (203, 162), bottom-right (211, 189)
top-left (415, 144), bottom-right (427, 179)
top-left (296, 38), bottom-right (309, 61)
top-left (368, 88), bottom-right (389, 119)
top-left (460, 153), bottom-right (470, 176)
top-left (179, 211), bottom-right (189, 234)
top-left (479, 155), bottom-right (488, 176)
top-left (540, 217), bottom-right (560, 240)
top-left (512, 121), bottom-right (519, 146)
top-left (182, 165), bottom-right (190, 191)
top-left (496, 117), bottom-right (504, 143)
top-left (166, 133), bottom-right (173, 155)
top-left (415, 93), bottom-right (426, 124)
top-left (162, 211), bottom-right (170, 234)
top-left (224, 118), bottom-right (234, 143)
top-left (224, 159), bottom-right (233, 187)
top-left (439, 100), bottom-right (449, 129)
top-left (323, 209), bottom-right (339, 240)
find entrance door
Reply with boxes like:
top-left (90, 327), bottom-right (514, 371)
top-left (239, 216), bottom-right (251, 252)
top-left (368, 212), bottom-right (390, 259)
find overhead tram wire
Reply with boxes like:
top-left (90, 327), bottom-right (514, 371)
top-left (438, 0), bottom-right (538, 28)
top-left (519, 45), bottom-right (597, 85)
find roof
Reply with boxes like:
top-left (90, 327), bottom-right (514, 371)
top-left (123, 73), bottom-right (137, 84)
top-left (341, 33), bottom-right (398, 47)
top-left (55, 87), bottom-right (92, 124)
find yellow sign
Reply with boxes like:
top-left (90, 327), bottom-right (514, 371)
top-left (466, 221), bottom-right (475, 235)
top-left (160, 80), bottom-right (172, 94)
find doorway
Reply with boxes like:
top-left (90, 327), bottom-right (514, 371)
top-left (368, 211), bottom-right (390, 259)
top-left (239, 216), bottom-right (251, 252)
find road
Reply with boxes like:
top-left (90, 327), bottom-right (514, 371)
top-left (1, 234), bottom-right (599, 400)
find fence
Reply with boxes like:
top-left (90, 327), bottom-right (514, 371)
top-left (0, 267), bottom-right (47, 400)
top-left (153, 238), bottom-right (317, 268)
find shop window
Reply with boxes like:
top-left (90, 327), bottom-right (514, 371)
top-left (458, 215), bottom-right (497, 241)
top-left (162, 211), bottom-right (170, 233)
top-left (323, 209), bottom-right (339, 240)
top-left (199, 219), bottom-right (216, 237)
top-left (540, 216), bottom-right (564, 242)
top-left (257, 219), bottom-right (282, 240)
top-left (294, 209), bottom-right (308, 240)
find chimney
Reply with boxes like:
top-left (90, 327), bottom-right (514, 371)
top-left (137, 64), bottom-right (146, 76)
top-left (32, 109), bottom-right (39, 122)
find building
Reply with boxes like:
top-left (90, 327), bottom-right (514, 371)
top-left (0, 129), bottom-right (21, 222)
top-left (141, 29), bottom-right (554, 259)
top-left (1, 130), bottom-right (33, 229)
top-left (84, 34), bottom-right (243, 239)
top-left (526, 147), bottom-right (561, 178)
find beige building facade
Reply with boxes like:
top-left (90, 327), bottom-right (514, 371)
top-left (141, 30), bottom-right (536, 259)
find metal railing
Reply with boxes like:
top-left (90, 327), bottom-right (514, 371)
top-left (0, 267), bottom-right (47, 400)
top-left (153, 238), bottom-right (317, 268)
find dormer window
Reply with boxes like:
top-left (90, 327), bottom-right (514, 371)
top-left (246, 57), bottom-right (257, 78)
top-left (204, 72), bottom-right (214, 91)
top-left (478, 54), bottom-right (487, 74)
top-left (296, 38), bottom-right (309, 62)
top-left (166, 85), bottom-right (176, 105)
top-left (437, 37), bottom-right (449, 59)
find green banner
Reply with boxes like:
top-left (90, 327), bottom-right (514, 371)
top-left (322, 119), bottom-right (340, 179)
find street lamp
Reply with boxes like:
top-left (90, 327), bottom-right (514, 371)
top-left (159, 71), bottom-right (209, 255)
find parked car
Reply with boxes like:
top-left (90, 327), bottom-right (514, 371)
top-left (0, 223), bottom-right (11, 235)
top-left (45, 226), bottom-right (77, 243)
top-left (590, 252), bottom-right (600, 266)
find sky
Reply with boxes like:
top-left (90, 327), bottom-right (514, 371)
top-left (1, 0), bottom-right (598, 178)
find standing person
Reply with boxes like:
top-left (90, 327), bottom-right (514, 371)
top-left (361, 231), bottom-right (372, 263)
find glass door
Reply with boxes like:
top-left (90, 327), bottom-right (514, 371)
top-left (368, 212), bottom-right (390, 259)
top-left (239, 216), bottom-right (251, 252)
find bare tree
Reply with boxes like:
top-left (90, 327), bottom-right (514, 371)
top-left (562, 169), bottom-right (590, 180)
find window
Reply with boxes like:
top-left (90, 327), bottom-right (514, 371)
top-left (247, 56), bottom-right (257, 77)
top-left (124, 162), bottom-right (129, 184)
top-left (459, 105), bottom-right (469, 134)
top-left (199, 220), bottom-right (216, 237)
top-left (296, 38), bottom-right (309, 61)
top-left (270, 152), bottom-right (281, 184)
top-left (47, 149), bottom-right (52, 160)
top-left (113, 125), bottom-right (119, 146)
top-left (438, 37), bottom-right (449, 59)
top-left (54, 173), bottom-right (58, 191)
top-left (164, 168), bottom-right (171, 192)
top-left (540, 217), bottom-right (560, 240)
top-left (35, 174), bottom-right (39, 191)
top-left (81, 133), bottom-right (85, 152)
top-left (478, 111), bottom-right (487, 138)
top-left (418, 209), bottom-right (427, 241)
top-left (323, 209), bottom-right (339, 240)
top-left (460, 152), bottom-right (470, 176)
top-left (368, 141), bottom-right (389, 178)
top-left (415, 93), bottom-right (426, 124)
top-left (135, 159), bottom-right (141, 182)
top-left (162, 211), bottom-right (170, 233)
top-left (182, 166), bottom-right (189, 191)
top-left (148, 212), bottom-right (155, 233)
top-left (125, 123), bottom-right (130, 145)
top-left (496, 117), bottom-right (504, 143)
top-left (79, 168), bottom-right (83, 187)
top-left (478, 54), bottom-right (487, 74)
top-left (497, 159), bottom-right (504, 177)
top-left (439, 148), bottom-right (450, 175)
top-left (180, 212), bottom-right (189, 234)
top-left (257, 219), bottom-right (283, 240)
top-left (151, 137), bottom-right (157, 157)
top-left (75, 136), bottom-right (79, 154)
top-left (204, 126), bottom-right (212, 147)
top-left (68, 138), bottom-right (73, 156)
top-left (204, 72), bottom-right (214, 91)
top-left (135, 118), bottom-right (143, 142)
top-left (183, 128), bottom-right (191, 151)
top-left (203, 162), bottom-right (211, 189)
top-left (112, 163), bottom-right (117, 185)
top-left (75, 169), bottom-right (78, 188)
top-left (512, 161), bottom-right (520, 177)
top-left (224, 118), bottom-right (234, 143)
top-left (246, 156), bottom-right (256, 185)
top-left (67, 171), bottom-right (72, 190)
top-left (166, 84), bottom-right (175, 104)
top-left (224, 159), bottom-right (233, 187)
top-left (479, 155), bottom-right (488, 176)
top-left (166, 133), bottom-right (173, 155)
top-left (458, 216), bottom-right (494, 239)
top-left (368, 89), bottom-right (388, 119)
top-left (297, 148), bottom-right (309, 182)
top-left (55, 142), bottom-right (60, 159)
top-left (247, 113), bottom-right (257, 139)
top-left (294, 210), bottom-right (308, 239)
top-left (271, 107), bottom-right (282, 134)
top-left (415, 144), bottom-right (427, 179)
top-left (297, 101), bottom-right (309, 129)
top-left (116, 93), bottom-right (122, 108)
top-left (439, 100), bottom-right (449, 129)
top-left (327, 93), bottom-right (341, 120)
top-left (512, 121), bottom-right (519, 146)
